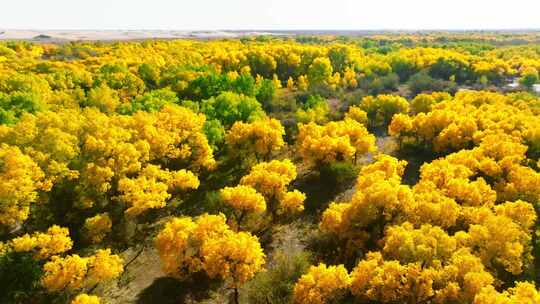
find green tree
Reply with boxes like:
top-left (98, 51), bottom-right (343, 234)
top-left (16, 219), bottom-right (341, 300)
top-left (201, 91), bottom-right (265, 128)
top-left (118, 88), bottom-right (179, 114)
top-left (519, 67), bottom-right (539, 90)
top-left (307, 57), bottom-right (333, 89)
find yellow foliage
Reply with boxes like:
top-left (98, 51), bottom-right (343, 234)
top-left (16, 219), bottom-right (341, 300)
top-left (41, 249), bottom-right (123, 292)
top-left (71, 294), bottom-right (101, 304)
top-left (350, 249), bottom-right (494, 304)
top-left (360, 94), bottom-right (410, 128)
top-left (42, 254), bottom-right (89, 291)
top-left (118, 164), bottom-right (199, 216)
top-left (345, 106), bottom-right (368, 125)
top-left (220, 185), bottom-right (266, 214)
top-left (474, 282), bottom-right (540, 304)
top-left (85, 249), bottom-right (125, 286)
top-left (293, 263), bottom-right (351, 304)
top-left (279, 190), bottom-right (306, 213)
top-left (350, 252), bottom-right (434, 303)
top-left (10, 225), bottom-right (72, 259)
top-left (320, 155), bottom-right (413, 244)
top-left (297, 119), bottom-right (376, 165)
top-left (382, 222), bottom-right (458, 266)
top-left (201, 231), bottom-right (265, 286)
top-left (0, 144), bottom-right (46, 226)
top-left (240, 159), bottom-right (297, 199)
top-left (83, 213), bottom-right (112, 243)
top-left (155, 213), bottom-right (265, 286)
top-left (154, 217), bottom-right (199, 277)
top-left (297, 75), bottom-right (309, 91)
top-left (226, 118), bottom-right (285, 159)
top-left (286, 77), bottom-right (294, 90)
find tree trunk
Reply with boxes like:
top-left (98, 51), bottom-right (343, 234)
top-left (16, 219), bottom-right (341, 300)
top-left (233, 287), bottom-right (239, 304)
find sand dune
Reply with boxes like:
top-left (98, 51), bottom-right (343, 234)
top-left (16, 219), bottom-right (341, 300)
top-left (0, 30), bottom-right (285, 41)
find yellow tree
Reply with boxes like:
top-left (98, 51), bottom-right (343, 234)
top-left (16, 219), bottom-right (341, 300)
top-left (155, 213), bottom-right (265, 304)
top-left (220, 185), bottom-right (266, 225)
top-left (350, 249), bottom-right (495, 304)
top-left (201, 231), bottom-right (265, 303)
top-left (286, 77), bottom-right (295, 90)
top-left (293, 263), bottom-right (351, 304)
top-left (296, 118), bottom-right (376, 167)
top-left (9, 225), bottom-right (73, 259)
top-left (71, 294), bottom-right (101, 304)
top-left (41, 249), bottom-right (123, 292)
top-left (307, 57), bottom-right (333, 89)
top-left (225, 118), bottom-right (285, 162)
top-left (83, 213), bottom-right (112, 243)
top-left (240, 159), bottom-right (306, 220)
top-left (474, 282), bottom-right (540, 304)
top-left (320, 155), bottom-right (413, 258)
top-left (0, 144), bottom-right (46, 227)
top-left (117, 164), bottom-right (199, 216)
top-left (360, 94), bottom-right (410, 129)
top-left (297, 75), bottom-right (309, 91)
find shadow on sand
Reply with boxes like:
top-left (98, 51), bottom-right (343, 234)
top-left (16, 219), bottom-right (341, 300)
top-left (136, 275), bottom-right (215, 304)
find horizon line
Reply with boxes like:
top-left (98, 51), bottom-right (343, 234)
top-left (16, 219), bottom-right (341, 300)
top-left (2, 28), bottom-right (540, 32)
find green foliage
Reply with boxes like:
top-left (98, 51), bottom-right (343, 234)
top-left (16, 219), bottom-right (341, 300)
top-left (94, 63), bottom-right (146, 98)
top-left (296, 94), bottom-right (329, 124)
top-left (408, 71), bottom-right (457, 96)
top-left (118, 88), bottom-right (179, 114)
top-left (360, 94), bottom-right (409, 129)
top-left (301, 95), bottom-right (326, 110)
top-left (0, 91), bottom-right (46, 124)
top-left (201, 91), bottom-right (265, 127)
top-left (390, 58), bottom-right (417, 82)
top-left (428, 57), bottom-right (473, 83)
top-left (204, 119), bottom-right (226, 149)
top-left (366, 73), bottom-right (399, 95)
top-left (0, 73), bottom-right (51, 124)
top-left (84, 83), bottom-right (120, 113)
top-left (138, 63), bottom-right (161, 89)
top-left (519, 68), bottom-right (539, 89)
top-left (0, 251), bottom-right (44, 304)
top-left (319, 161), bottom-right (359, 188)
top-left (327, 45), bottom-right (353, 73)
top-left (256, 79), bottom-right (276, 111)
top-left (242, 251), bottom-right (312, 304)
top-left (308, 57), bottom-right (333, 89)
top-left (179, 99), bottom-right (200, 112)
top-left (184, 73), bottom-right (256, 100)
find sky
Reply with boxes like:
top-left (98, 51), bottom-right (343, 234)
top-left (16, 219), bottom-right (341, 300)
top-left (1, 0), bottom-right (540, 30)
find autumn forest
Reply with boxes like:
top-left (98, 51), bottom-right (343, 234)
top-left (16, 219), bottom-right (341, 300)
top-left (1, 32), bottom-right (540, 304)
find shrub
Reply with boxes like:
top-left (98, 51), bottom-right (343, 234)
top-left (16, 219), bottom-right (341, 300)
top-left (319, 161), bottom-right (359, 188)
top-left (408, 72), bottom-right (457, 96)
top-left (0, 251), bottom-right (43, 304)
top-left (242, 251), bottom-right (312, 304)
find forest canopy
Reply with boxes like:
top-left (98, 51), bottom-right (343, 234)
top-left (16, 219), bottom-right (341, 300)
top-left (1, 33), bottom-right (540, 304)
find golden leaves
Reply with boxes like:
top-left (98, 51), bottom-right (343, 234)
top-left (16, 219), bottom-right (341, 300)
top-left (297, 119), bottom-right (376, 166)
top-left (41, 249), bottom-right (123, 292)
top-left (10, 225), bottom-right (72, 259)
top-left (293, 263), bottom-right (350, 304)
top-left (71, 294), bottom-right (101, 304)
top-left (220, 185), bottom-right (266, 214)
top-left (225, 118), bottom-right (285, 159)
top-left (83, 213), bottom-right (112, 244)
top-left (0, 144), bottom-right (45, 226)
top-left (155, 214), bottom-right (265, 286)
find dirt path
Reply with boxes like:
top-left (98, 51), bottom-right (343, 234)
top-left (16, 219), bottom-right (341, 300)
top-left (98, 246), bottom-right (165, 304)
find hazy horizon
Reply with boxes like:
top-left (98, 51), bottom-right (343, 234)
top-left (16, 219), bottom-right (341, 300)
top-left (2, 29), bottom-right (540, 31)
